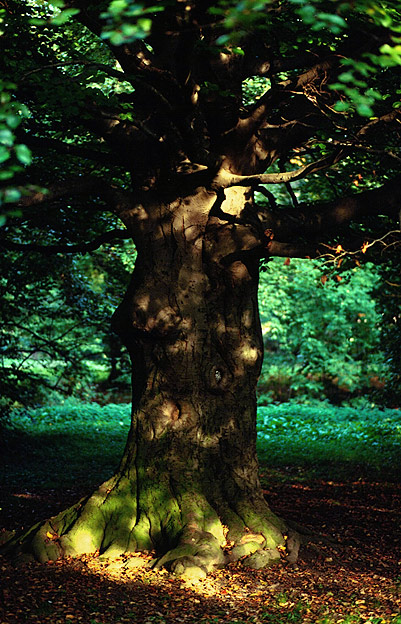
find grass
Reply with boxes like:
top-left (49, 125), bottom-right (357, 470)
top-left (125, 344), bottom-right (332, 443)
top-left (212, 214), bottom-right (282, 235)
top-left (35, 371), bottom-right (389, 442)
top-left (2, 399), bottom-right (401, 489)
top-left (256, 403), bottom-right (401, 481)
top-left (1, 401), bottom-right (131, 488)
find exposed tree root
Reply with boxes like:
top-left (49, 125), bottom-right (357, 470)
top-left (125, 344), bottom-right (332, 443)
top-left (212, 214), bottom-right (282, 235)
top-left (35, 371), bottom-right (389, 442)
top-left (1, 472), bottom-right (295, 580)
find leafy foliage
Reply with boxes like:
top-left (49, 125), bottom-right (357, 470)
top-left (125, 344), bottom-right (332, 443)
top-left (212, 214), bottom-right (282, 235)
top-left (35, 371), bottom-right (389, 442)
top-left (0, 80), bottom-right (32, 215)
top-left (258, 259), bottom-right (388, 404)
top-left (375, 255), bottom-right (401, 406)
top-left (257, 403), bottom-right (401, 479)
top-left (0, 243), bottom-right (135, 415)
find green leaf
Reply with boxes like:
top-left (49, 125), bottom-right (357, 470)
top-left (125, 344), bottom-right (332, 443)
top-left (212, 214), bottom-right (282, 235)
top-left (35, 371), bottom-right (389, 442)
top-left (356, 102), bottom-right (374, 117)
top-left (15, 144), bottom-right (32, 165)
top-left (365, 88), bottom-right (382, 100)
top-left (106, 0), bottom-right (129, 16)
top-left (298, 5), bottom-right (315, 23)
top-left (109, 31), bottom-right (126, 45)
top-left (216, 33), bottom-right (231, 46)
top-left (137, 17), bottom-right (152, 33)
top-left (5, 114), bottom-right (22, 129)
top-left (316, 12), bottom-right (347, 30)
top-left (29, 18), bottom-right (47, 25)
top-left (338, 72), bottom-right (354, 83)
top-left (0, 144), bottom-right (10, 162)
top-left (0, 169), bottom-right (14, 180)
top-left (4, 188), bottom-right (21, 203)
top-left (0, 128), bottom-right (14, 146)
top-left (333, 100), bottom-right (350, 112)
top-left (51, 8), bottom-right (80, 26)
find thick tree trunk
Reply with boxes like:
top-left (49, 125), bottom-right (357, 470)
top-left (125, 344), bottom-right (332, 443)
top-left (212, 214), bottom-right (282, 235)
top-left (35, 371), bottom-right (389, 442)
top-left (2, 186), bottom-right (290, 579)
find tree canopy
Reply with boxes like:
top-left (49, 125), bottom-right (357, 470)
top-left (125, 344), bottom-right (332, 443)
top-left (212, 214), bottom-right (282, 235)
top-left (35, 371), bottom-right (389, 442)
top-left (1, 0), bottom-right (401, 251)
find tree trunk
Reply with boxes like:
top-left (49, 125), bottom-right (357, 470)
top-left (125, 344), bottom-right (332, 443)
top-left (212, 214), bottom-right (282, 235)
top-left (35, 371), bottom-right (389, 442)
top-left (2, 185), bottom-right (289, 579)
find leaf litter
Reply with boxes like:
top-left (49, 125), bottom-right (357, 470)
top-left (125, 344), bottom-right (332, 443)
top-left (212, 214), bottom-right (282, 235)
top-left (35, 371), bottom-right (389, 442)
top-left (1, 467), bottom-right (401, 624)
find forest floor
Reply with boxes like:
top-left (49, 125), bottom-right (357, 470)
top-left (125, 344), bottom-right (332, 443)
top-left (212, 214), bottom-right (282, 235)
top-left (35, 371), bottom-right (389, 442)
top-left (1, 465), bottom-right (401, 624)
top-left (1, 402), bottom-right (401, 623)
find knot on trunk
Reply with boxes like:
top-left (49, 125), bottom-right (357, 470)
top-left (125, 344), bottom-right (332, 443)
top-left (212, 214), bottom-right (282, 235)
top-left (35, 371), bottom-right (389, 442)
top-left (208, 364), bottom-right (231, 394)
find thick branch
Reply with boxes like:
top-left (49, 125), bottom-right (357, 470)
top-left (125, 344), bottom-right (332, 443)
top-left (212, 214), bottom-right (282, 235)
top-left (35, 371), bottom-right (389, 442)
top-left (240, 56), bottom-right (340, 136)
top-left (11, 177), bottom-right (135, 221)
top-left (259, 174), bottom-right (401, 242)
top-left (267, 240), bottom-right (320, 258)
top-left (357, 109), bottom-right (401, 138)
top-left (15, 177), bottom-right (103, 208)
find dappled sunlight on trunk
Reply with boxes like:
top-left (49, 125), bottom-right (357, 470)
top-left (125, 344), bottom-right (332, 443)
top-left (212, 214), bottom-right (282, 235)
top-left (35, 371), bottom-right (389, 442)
top-left (2, 187), bottom-right (289, 578)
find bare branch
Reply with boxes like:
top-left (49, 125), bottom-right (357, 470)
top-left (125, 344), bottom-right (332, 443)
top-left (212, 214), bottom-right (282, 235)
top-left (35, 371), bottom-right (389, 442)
top-left (284, 182), bottom-right (299, 207)
top-left (23, 136), bottom-right (115, 166)
top-left (242, 56), bottom-right (339, 130)
top-left (214, 151), bottom-right (343, 189)
top-left (325, 140), bottom-right (401, 164)
top-left (20, 61), bottom-right (126, 81)
top-left (319, 229), bottom-right (401, 264)
top-left (0, 229), bottom-right (130, 255)
top-left (357, 109), bottom-right (401, 138)
top-left (255, 186), bottom-right (277, 209)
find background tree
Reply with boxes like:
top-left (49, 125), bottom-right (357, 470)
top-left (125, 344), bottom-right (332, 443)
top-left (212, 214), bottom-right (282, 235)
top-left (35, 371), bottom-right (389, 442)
top-left (258, 259), bottom-right (387, 404)
top-left (1, 0), bottom-right (400, 579)
top-left (0, 238), bottom-right (134, 414)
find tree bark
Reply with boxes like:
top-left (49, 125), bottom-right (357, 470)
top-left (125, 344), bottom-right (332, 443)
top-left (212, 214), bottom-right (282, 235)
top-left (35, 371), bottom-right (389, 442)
top-left (2, 185), bottom-right (288, 579)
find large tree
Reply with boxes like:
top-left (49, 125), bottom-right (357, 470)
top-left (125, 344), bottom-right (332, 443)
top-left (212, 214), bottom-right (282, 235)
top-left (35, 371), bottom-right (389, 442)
top-left (1, 0), bottom-right (400, 578)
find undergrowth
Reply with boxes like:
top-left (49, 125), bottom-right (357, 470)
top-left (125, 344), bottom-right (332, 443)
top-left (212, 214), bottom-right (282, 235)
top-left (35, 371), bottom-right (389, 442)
top-left (1, 399), bottom-right (401, 487)
top-left (256, 403), bottom-right (401, 480)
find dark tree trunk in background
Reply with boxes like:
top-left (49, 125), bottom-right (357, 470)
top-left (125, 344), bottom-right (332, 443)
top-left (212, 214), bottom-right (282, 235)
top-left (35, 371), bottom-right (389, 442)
top-left (4, 185), bottom-right (289, 579)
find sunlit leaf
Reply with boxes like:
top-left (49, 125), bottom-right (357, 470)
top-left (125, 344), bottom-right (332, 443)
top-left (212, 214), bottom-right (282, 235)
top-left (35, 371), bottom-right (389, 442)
top-left (15, 144), bottom-right (32, 166)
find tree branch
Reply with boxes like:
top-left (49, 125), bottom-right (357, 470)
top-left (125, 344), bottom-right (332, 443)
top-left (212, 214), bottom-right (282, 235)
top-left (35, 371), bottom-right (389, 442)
top-left (0, 229), bottom-right (130, 255)
top-left (258, 173), bottom-right (401, 243)
top-left (23, 135), bottom-right (115, 166)
top-left (267, 240), bottom-right (320, 258)
top-left (9, 177), bottom-right (135, 222)
top-left (214, 151), bottom-right (343, 188)
top-left (14, 177), bottom-right (103, 208)
top-left (357, 109), bottom-right (401, 139)
top-left (15, 55), bottom-right (162, 166)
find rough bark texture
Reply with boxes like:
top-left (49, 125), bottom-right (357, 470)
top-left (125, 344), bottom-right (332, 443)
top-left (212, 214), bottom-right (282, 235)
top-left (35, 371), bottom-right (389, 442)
top-left (2, 185), bottom-right (288, 580)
